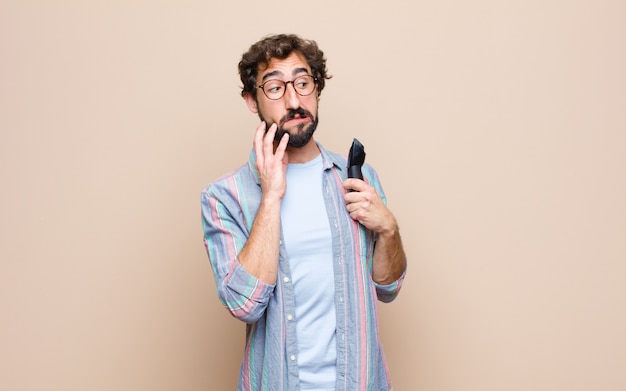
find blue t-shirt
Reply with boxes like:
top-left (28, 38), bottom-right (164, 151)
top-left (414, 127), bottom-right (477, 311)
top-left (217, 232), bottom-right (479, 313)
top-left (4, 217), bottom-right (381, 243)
top-left (281, 154), bottom-right (336, 390)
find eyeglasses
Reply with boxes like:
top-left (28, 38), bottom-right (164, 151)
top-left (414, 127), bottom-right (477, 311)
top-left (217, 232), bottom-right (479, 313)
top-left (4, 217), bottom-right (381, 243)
top-left (258, 75), bottom-right (318, 100)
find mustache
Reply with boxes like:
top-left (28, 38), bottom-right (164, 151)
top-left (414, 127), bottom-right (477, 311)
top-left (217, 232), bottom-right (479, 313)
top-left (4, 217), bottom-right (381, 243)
top-left (279, 107), bottom-right (313, 126)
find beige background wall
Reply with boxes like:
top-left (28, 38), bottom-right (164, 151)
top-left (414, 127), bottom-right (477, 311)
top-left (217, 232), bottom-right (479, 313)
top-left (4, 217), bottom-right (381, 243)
top-left (1, 1), bottom-right (625, 390)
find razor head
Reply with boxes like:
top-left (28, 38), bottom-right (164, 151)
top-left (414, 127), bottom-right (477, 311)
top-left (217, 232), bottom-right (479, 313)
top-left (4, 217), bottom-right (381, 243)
top-left (347, 138), bottom-right (366, 180)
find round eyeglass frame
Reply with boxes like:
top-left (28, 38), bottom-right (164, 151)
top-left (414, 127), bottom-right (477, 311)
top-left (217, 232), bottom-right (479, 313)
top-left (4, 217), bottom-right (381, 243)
top-left (257, 75), bottom-right (318, 100)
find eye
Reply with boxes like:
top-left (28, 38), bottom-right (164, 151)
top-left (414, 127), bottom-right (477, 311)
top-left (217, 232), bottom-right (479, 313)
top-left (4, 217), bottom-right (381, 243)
top-left (264, 80), bottom-right (284, 93)
top-left (294, 76), bottom-right (312, 90)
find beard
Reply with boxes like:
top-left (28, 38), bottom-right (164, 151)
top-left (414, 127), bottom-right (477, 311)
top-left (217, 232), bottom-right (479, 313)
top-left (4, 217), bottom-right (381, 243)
top-left (260, 107), bottom-right (319, 148)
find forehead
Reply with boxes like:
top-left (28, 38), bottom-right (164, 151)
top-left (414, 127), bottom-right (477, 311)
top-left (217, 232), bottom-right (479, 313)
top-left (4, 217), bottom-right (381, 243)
top-left (258, 52), bottom-right (311, 82)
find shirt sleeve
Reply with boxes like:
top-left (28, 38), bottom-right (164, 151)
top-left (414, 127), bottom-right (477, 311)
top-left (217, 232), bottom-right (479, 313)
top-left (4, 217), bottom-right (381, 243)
top-left (362, 163), bottom-right (408, 303)
top-left (201, 188), bottom-right (275, 324)
top-left (374, 269), bottom-right (406, 303)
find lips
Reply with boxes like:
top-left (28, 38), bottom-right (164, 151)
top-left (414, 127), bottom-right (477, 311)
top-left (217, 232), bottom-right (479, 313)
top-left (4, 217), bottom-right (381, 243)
top-left (285, 115), bottom-right (309, 124)
top-left (281, 109), bottom-right (312, 127)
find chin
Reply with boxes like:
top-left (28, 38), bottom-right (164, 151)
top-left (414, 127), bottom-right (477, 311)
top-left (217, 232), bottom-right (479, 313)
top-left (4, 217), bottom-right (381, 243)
top-left (285, 124), bottom-right (317, 148)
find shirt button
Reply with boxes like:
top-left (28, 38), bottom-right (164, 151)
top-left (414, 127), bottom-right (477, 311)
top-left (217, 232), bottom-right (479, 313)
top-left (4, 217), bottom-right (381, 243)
top-left (283, 277), bottom-right (290, 283)
top-left (287, 314), bottom-right (293, 321)
top-left (290, 355), bottom-right (296, 361)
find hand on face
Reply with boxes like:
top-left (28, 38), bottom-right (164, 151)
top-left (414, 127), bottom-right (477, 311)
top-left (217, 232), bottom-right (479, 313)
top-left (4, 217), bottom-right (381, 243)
top-left (343, 178), bottom-right (397, 235)
top-left (254, 122), bottom-right (290, 200)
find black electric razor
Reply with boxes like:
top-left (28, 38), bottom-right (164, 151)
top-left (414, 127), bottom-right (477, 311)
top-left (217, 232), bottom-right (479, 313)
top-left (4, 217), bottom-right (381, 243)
top-left (347, 138), bottom-right (366, 181)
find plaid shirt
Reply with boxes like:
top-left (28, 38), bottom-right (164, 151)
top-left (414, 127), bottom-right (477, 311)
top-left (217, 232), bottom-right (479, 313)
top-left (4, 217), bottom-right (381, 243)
top-left (201, 143), bottom-right (405, 391)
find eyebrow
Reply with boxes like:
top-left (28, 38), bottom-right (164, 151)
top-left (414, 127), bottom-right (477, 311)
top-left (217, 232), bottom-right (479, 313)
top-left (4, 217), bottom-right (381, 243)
top-left (260, 67), bottom-right (310, 83)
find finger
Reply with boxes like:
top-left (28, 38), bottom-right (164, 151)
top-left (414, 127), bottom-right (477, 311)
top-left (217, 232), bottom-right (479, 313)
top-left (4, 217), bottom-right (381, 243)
top-left (274, 132), bottom-right (289, 162)
top-left (349, 207), bottom-right (363, 222)
top-left (344, 190), bottom-right (361, 204)
top-left (343, 178), bottom-right (366, 193)
top-left (345, 201), bottom-right (358, 213)
top-left (254, 121), bottom-right (267, 164)
top-left (254, 121), bottom-right (266, 144)
top-left (263, 123), bottom-right (277, 158)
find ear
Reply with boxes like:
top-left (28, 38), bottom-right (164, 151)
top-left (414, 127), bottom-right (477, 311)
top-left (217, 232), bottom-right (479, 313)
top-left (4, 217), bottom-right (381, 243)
top-left (243, 92), bottom-right (258, 114)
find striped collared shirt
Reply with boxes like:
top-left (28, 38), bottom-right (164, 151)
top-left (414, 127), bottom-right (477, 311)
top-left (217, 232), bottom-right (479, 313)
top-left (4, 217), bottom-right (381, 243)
top-left (201, 142), bottom-right (405, 391)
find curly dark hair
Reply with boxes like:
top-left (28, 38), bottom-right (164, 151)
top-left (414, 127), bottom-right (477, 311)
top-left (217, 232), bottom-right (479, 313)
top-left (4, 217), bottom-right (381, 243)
top-left (238, 34), bottom-right (331, 99)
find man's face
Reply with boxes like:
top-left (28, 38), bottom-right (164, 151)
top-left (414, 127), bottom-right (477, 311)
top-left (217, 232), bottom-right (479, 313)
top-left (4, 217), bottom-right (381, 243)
top-left (244, 52), bottom-right (319, 148)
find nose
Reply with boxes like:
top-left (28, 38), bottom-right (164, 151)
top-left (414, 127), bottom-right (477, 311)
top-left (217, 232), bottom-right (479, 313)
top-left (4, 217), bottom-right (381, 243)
top-left (283, 82), bottom-right (300, 109)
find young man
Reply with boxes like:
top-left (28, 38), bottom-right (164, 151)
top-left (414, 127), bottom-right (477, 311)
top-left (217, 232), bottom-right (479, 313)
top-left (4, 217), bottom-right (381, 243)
top-left (201, 34), bottom-right (407, 391)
